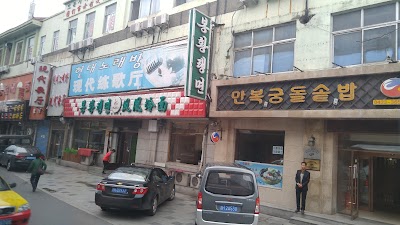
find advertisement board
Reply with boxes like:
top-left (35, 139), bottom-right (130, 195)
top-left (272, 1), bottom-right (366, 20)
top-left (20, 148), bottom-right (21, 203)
top-left (235, 160), bottom-right (283, 189)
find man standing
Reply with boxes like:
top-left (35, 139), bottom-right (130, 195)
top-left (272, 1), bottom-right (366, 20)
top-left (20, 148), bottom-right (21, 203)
top-left (102, 149), bottom-right (116, 174)
top-left (295, 162), bottom-right (310, 214)
top-left (27, 155), bottom-right (47, 192)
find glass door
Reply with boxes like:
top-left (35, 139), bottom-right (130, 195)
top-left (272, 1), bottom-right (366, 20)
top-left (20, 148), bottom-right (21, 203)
top-left (350, 152), bottom-right (359, 220)
top-left (358, 154), bottom-right (372, 211)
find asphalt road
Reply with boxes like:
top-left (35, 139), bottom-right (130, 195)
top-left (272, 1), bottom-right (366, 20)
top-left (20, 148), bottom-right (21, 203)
top-left (0, 168), bottom-right (112, 225)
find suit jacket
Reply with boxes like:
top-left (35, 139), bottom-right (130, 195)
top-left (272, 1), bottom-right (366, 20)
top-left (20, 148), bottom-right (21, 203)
top-left (295, 170), bottom-right (310, 191)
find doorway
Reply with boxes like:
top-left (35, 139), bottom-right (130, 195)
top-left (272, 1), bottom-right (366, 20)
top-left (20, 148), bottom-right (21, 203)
top-left (49, 130), bottom-right (64, 159)
top-left (111, 132), bottom-right (138, 166)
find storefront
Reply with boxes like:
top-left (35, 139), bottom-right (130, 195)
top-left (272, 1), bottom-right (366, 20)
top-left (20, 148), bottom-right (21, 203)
top-left (209, 68), bottom-right (400, 222)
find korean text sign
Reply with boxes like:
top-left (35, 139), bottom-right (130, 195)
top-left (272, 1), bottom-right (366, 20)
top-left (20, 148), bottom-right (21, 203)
top-left (30, 63), bottom-right (51, 107)
top-left (185, 9), bottom-right (212, 100)
top-left (69, 41), bottom-right (187, 96)
top-left (235, 160), bottom-right (283, 189)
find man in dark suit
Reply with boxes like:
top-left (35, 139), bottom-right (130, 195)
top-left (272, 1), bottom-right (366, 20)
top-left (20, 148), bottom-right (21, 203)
top-left (295, 162), bottom-right (310, 214)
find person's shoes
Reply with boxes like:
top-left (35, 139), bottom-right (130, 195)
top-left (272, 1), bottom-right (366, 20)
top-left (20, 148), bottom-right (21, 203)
top-left (301, 210), bottom-right (305, 215)
top-left (295, 209), bottom-right (300, 213)
top-left (102, 171), bottom-right (106, 174)
top-left (32, 188), bottom-right (36, 192)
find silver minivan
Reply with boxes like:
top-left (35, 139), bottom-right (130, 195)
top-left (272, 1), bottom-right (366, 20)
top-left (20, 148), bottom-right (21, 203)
top-left (195, 163), bottom-right (259, 225)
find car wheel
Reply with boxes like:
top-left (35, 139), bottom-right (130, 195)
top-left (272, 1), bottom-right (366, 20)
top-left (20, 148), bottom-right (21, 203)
top-left (148, 196), bottom-right (158, 216)
top-left (168, 186), bottom-right (175, 201)
top-left (6, 161), bottom-right (12, 171)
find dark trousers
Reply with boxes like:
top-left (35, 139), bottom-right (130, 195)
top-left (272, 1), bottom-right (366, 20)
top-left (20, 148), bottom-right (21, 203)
top-left (103, 161), bottom-right (109, 172)
top-left (296, 188), bottom-right (307, 210)
top-left (30, 174), bottom-right (41, 191)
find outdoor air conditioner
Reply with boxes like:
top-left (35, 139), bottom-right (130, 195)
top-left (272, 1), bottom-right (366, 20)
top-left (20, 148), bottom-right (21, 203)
top-left (130, 22), bottom-right (143, 37)
top-left (82, 38), bottom-right (94, 49)
top-left (190, 174), bottom-right (200, 189)
top-left (68, 42), bottom-right (79, 52)
top-left (239, 0), bottom-right (258, 7)
top-left (174, 172), bottom-right (190, 187)
top-left (0, 66), bottom-right (10, 74)
top-left (142, 19), bottom-right (155, 34)
top-left (154, 14), bottom-right (169, 29)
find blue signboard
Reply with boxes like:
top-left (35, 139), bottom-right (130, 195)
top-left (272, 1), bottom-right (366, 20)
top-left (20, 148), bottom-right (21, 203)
top-left (235, 160), bottom-right (284, 189)
top-left (69, 41), bottom-right (187, 96)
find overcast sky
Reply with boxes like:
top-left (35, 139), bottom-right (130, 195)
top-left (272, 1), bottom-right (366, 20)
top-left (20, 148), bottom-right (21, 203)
top-left (0, 0), bottom-right (65, 33)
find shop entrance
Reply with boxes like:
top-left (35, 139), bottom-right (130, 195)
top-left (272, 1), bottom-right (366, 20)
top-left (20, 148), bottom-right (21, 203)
top-left (118, 132), bottom-right (138, 165)
top-left (49, 130), bottom-right (64, 159)
top-left (337, 133), bottom-right (400, 223)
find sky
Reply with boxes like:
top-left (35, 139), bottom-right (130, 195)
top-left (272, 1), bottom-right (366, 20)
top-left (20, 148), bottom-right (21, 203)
top-left (0, 0), bottom-right (65, 33)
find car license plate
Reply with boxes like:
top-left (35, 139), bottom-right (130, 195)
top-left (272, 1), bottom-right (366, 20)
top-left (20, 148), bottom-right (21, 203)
top-left (111, 187), bottom-right (128, 194)
top-left (0, 219), bottom-right (11, 225)
top-left (26, 157), bottom-right (35, 160)
top-left (218, 205), bottom-right (238, 212)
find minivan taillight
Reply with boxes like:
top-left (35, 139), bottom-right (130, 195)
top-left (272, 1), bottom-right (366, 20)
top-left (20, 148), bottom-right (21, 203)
top-left (96, 183), bottom-right (105, 191)
top-left (197, 192), bottom-right (203, 209)
top-left (255, 197), bottom-right (260, 214)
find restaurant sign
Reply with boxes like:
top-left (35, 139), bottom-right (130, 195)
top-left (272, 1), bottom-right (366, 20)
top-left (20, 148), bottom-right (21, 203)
top-left (217, 74), bottom-right (400, 111)
top-left (185, 9), bottom-right (212, 100)
top-left (0, 101), bottom-right (27, 121)
top-left (47, 65), bottom-right (71, 116)
top-left (64, 91), bottom-right (206, 118)
top-left (69, 41), bottom-right (187, 96)
top-left (30, 63), bottom-right (51, 107)
top-left (64, 0), bottom-right (111, 18)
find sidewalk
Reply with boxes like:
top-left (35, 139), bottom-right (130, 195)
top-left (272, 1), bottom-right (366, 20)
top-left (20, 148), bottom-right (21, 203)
top-left (12, 161), bottom-right (291, 225)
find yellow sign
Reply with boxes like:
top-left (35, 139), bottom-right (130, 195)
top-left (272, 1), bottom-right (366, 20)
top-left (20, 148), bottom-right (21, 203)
top-left (373, 99), bottom-right (400, 105)
top-left (304, 159), bottom-right (320, 171)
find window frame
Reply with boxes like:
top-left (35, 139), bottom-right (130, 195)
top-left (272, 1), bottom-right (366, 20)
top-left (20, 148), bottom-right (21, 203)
top-left (14, 40), bottom-right (24, 64)
top-left (67, 19), bottom-right (78, 45)
top-left (26, 36), bottom-right (35, 60)
top-left (0, 48), bottom-right (3, 66)
top-left (233, 22), bottom-right (296, 77)
top-left (332, 2), bottom-right (400, 66)
top-left (84, 12), bottom-right (96, 39)
top-left (103, 3), bottom-right (117, 34)
top-left (39, 35), bottom-right (46, 56)
top-left (52, 30), bottom-right (60, 52)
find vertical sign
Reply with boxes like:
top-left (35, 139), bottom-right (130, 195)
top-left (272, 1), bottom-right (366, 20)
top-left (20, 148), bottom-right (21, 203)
top-left (30, 63), bottom-right (51, 107)
top-left (47, 65), bottom-right (71, 116)
top-left (185, 9), bottom-right (212, 100)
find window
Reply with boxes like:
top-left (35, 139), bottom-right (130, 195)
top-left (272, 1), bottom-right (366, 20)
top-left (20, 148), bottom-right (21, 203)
top-left (233, 22), bottom-right (296, 77)
top-left (139, 0), bottom-right (173, 18)
top-left (26, 37), bottom-right (34, 60)
top-left (104, 3), bottom-right (116, 33)
top-left (73, 121), bottom-right (106, 151)
top-left (205, 171), bottom-right (255, 196)
top-left (84, 12), bottom-right (96, 39)
top-left (4, 43), bottom-right (12, 65)
top-left (67, 19), bottom-right (78, 45)
top-left (130, 0), bottom-right (140, 21)
top-left (169, 123), bottom-right (204, 165)
top-left (0, 48), bottom-right (3, 66)
top-left (14, 41), bottom-right (24, 63)
top-left (52, 31), bottom-right (60, 51)
top-left (333, 3), bottom-right (399, 66)
top-left (175, 0), bottom-right (194, 7)
top-left (39, 36), bottom-right (46, 56)
top-left (235, 130), bottom-right (285, 165)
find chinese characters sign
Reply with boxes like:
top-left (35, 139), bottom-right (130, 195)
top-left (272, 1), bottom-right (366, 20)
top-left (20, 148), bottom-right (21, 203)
top-left (64, 0), bottom-right (111, 18)
top-left (69, 41), bottom-right (187, 96)
top-left (30, 63), bottom-right (51, 107)
top-left (0, 74), bottom-right (32, 102)
top-left (64, 91), bottom-right (206, 118)
top-left (48, 65), bottom-right (71, 116)
top-left (0, 101), bottom-right (27, 121)
top-left (217, 74), bottom-right (400, 111)
top-left (185, 9), bottom-right (212, 100)
top-left (235, 160), bottom-right (283, 189)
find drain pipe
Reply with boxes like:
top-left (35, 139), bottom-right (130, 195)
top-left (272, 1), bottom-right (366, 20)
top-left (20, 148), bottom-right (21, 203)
top-left (199, 124), bottom-right (209, 172)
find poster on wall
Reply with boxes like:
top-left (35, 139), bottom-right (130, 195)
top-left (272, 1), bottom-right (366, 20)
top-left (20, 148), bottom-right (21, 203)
top-left (69, 40), bottom-right (188, 96)
top-left (47, 65), bottom-right (71, 116)
top-left (235, 160), bottom-right (283, 189)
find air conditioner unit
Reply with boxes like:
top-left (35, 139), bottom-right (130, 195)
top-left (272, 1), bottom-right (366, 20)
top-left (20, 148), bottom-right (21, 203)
top-left (190, 174), bottom-right (200, 189)
top-left (141, 19), bottom-right (154, 34)
top-left (130, 22), bottom-right (143, 37)
top-left (240, 0), bottom-right (258, 7)
top-left (0, 66), bottom-right (10, 74)
top-left (174, 172), bottom-right (190, 187)
top-left (68, 43), bottom-right (77, 52)
top-left (82, 38), bottom-right (94, 49)
top-left (154, 13), bottom-right (169, 29)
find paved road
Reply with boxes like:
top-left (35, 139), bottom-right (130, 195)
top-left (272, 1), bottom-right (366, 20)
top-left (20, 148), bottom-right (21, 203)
top-left (0, 168), bottom-right (112, 225)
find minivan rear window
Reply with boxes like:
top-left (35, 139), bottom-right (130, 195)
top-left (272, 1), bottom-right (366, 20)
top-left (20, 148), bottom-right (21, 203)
top-left (205, 171), bottom-right (255, 196)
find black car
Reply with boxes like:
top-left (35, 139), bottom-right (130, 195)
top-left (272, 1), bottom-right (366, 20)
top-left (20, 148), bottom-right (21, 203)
top-left (0, 145), bottom-right (42, 171)
top-left (95, 165), bottom-right (175, 216)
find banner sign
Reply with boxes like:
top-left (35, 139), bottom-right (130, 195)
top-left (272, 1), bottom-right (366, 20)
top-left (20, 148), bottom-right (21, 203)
top-left (185, 9), bottom-right (212, 100)
top-left (0, 101), bottom-right (27, 121)
top-left (235, 160), bottom-right (283, 189)
top-left (47, 65), bottom-right (71, 116)
top-left (30, 63), bottom-right (51, 107)
top-left (69, 41), bottom-right (187, 96)
top-left (217, 73), bottom-right (400, 111)
top-left (64, 91), bottom-right (206, 118)
top-left (64, 0), bottom-right (111, 18)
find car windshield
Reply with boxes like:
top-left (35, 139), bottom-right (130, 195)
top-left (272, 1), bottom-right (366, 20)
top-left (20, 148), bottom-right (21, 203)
top-left (0, 178), bottom-right (10, 191)
top-left (108, 167), bottom-right (151, 182)
top-left (205, 171), bottom-right (255, 196)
